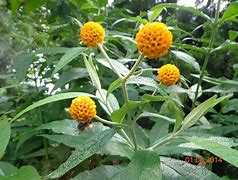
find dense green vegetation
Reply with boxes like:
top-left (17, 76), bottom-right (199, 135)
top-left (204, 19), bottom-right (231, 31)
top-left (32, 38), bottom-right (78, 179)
top-left (0, 0), bottom-right (238, 179)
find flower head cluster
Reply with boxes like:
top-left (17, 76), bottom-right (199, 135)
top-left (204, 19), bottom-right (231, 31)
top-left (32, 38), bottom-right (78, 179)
top-left (69, 96), bottom-right (96, 122)
top-left (80, 21), bottom-right (105, 47)
top-left (135, 22), bottom-right (172, 59)
top-left (158, 64), bottom-right (180, 86)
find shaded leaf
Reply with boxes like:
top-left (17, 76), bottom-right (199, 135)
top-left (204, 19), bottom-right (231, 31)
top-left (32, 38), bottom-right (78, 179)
top-left (72, 165), bottom-right (124, 180)
top-left (0, 120), bottom-right (10, 159)
top-left (0, 166), bottom-right (40, 180)
top-left (161, 157), bottom-right (219, 180)
top-left (52, 68), bottom-right (88, 91)
top-left (47, 128), bottom-right (117, 178)
top-left (112, 150), bottom-right (162, 180)
top-left (13, 53), bottom-right (33, 81)
top-left (171, 50), bottom-right (200, 72)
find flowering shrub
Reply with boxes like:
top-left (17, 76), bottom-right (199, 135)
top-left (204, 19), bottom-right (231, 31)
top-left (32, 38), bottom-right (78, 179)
top-left (2, 0), bottom-right (238, 179)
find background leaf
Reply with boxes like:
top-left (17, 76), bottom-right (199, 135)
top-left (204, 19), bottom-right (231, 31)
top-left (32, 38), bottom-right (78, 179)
top-left (112, 150), bottom-right (162, 180)
top-left (52, 47), bottom-right (86, 75)
top-left (47, 128), bottom-right (117, 178)
top-left (0, 120), bottom-right (10, 159)
top-left (183, 136), bottom-right (238, 168)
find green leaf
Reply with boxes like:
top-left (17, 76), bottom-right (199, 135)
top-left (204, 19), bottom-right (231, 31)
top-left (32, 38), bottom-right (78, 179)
top-left (72, 165), bottom-right (124, 180)
top-left (107, 79), bottom-right (121, 97)
top-left (180, 94), bottom-right (232, 132)
top-left (161, 157), bottom-right (219, 180)
top-left (148, 7), bottom-right (163, 22)
top-left (96, 89), bottom-right (119, 115)
top-left (183, 136), bottom-right (238, 168)
top-left (219, 2), bottom-right (238, 23)
top-left (141, 94), bottom-right (169, 103)
top-left (52, 68), bottom-right (88, 91)
top-left (97, 58), bottom-right (129, 76)
top-left (36, 47), bottom-right (69, 54)
top-left (111, 101), bottom-right (141, 123)
top-left (52, 47), bottom-right (86, 75)
top-left (0, 165), bottom-right (40, 180)
top-left (151, 3), bottom-right (210, 20)
top-left (12, 92), bottom-right (96, 121)
top-left (229, 30), bottom-right (238, 41)
top-left (11, 0), bottom-right (21, 14)
top-left (84, 55), bottom-right (101, 90)
top-left (47, 128), bottom-right (117, 178)
top-left (0, 162), bottom-right (18, 176)
top-left (13, 53), bottom-right (33, 81)
top-left (212, 40), bottom-right (238, 52)
top-left (0, 120), bottom-right (10, 159)
top-left (171, 50), bottom-right (200, 72)
top-left (139, 112), bottom-right (175, 123)
top-left (112, 150), bottom-right (162, 180)
top-left (25, 0), bottom-right (46, 13)
top-left (168, 101), bottom-right (184, 133)
top-left (222, 98), bottom-right (238, 113)
top-left (96, 0), bottom-right (108, 7)
top-left (36, 119), bottom-right (78, 135)
top-left (127, 76), bottom-right (158, 89)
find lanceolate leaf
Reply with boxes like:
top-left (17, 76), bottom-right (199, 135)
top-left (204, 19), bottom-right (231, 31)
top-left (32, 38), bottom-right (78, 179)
top-left (180, 94), bottom-right (232, 132)
top-left (151, 3), bottom-right (210, 20)
top-left (112, 150), bottom-right (162, 180)
top-left (171, 50), bottom-right (200, 72)
top-left (183, 136), bottom-right (238, 168)
top-left (0, 120), bottom-right (11, 159)
top-left (12, 92), bottom-right (96, 121)
top-left (84, 55), bottom-right (101, 90)
top-left (72, 165), bottom-right (125, 180)
top-left (52, 47), bottom-right (86, 75)
top-left (161, 157), bottom-right (219, 180)
top-left (47, 128), bottom-right (117, 178)
top-left (219, 2), bottom-right (238, 24)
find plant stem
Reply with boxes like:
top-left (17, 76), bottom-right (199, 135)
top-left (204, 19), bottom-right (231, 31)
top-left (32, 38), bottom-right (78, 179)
top-left (192, 0), bottom-right (221, 109)
top-left (119, 129), bottom-right (135, 149)
top-left (149, 134), bottom-right (174, 150)
top-left (97, 43), bottom-right (123, 79)
top-left (123, 55), bottom-right (144, 82)
top-left (121, 82), bottom-right (138, 150)
top-left (95, 115), bottom-right (130, 128)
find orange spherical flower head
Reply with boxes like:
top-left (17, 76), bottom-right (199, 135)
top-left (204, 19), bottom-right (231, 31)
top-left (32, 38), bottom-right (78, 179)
top-left (69, 96), bottom-right (97, 122)
top-left (135, 22), bottom-right (173, 59)
top-left (158, 64), bottom-right (180, 86)
top-left (80, 21), bottom-right (105, 47)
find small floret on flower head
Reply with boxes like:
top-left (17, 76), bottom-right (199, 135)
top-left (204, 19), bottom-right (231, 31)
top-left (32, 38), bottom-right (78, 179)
top-left (69, 96), bottom-right (96, 122)
top-left (135, 22), bottom-right (172, 59)
top-left (158, 64), bottom-right (180, 86)
top-left (80, 21), bottom-right (105, 47)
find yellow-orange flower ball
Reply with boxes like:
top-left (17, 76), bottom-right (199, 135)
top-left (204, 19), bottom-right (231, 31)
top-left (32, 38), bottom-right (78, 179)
top-left (80, 21), bottom-right (105, 47)
top-left (69, 96), bottom-right (96, 121)
top-left (158, 64), bottom-right (180, 86)
top-left (135, 22), bottom-right (172, 59)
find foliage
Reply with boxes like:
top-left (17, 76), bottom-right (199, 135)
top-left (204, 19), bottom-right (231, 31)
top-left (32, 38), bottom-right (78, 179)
top-left (0, 0), bottom-right (238, 179)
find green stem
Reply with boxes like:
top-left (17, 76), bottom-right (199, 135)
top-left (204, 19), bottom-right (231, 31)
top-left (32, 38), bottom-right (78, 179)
top-left (97, 43), bottom-right (123, 79)
top-left (192, 0), bottom-right (221, 109)
top-left (119, 129), bottom-right (135, 149)
top-left (132, 89), bottom-right (157, 125)
top-left (123, 55), bottom-right (144, 82)
top-left (121, 82), bottom-right (138, 150)
top-left (149, 134), bottom-right (174, 150)
top-left (95, 115), bottom-right (130, 128)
